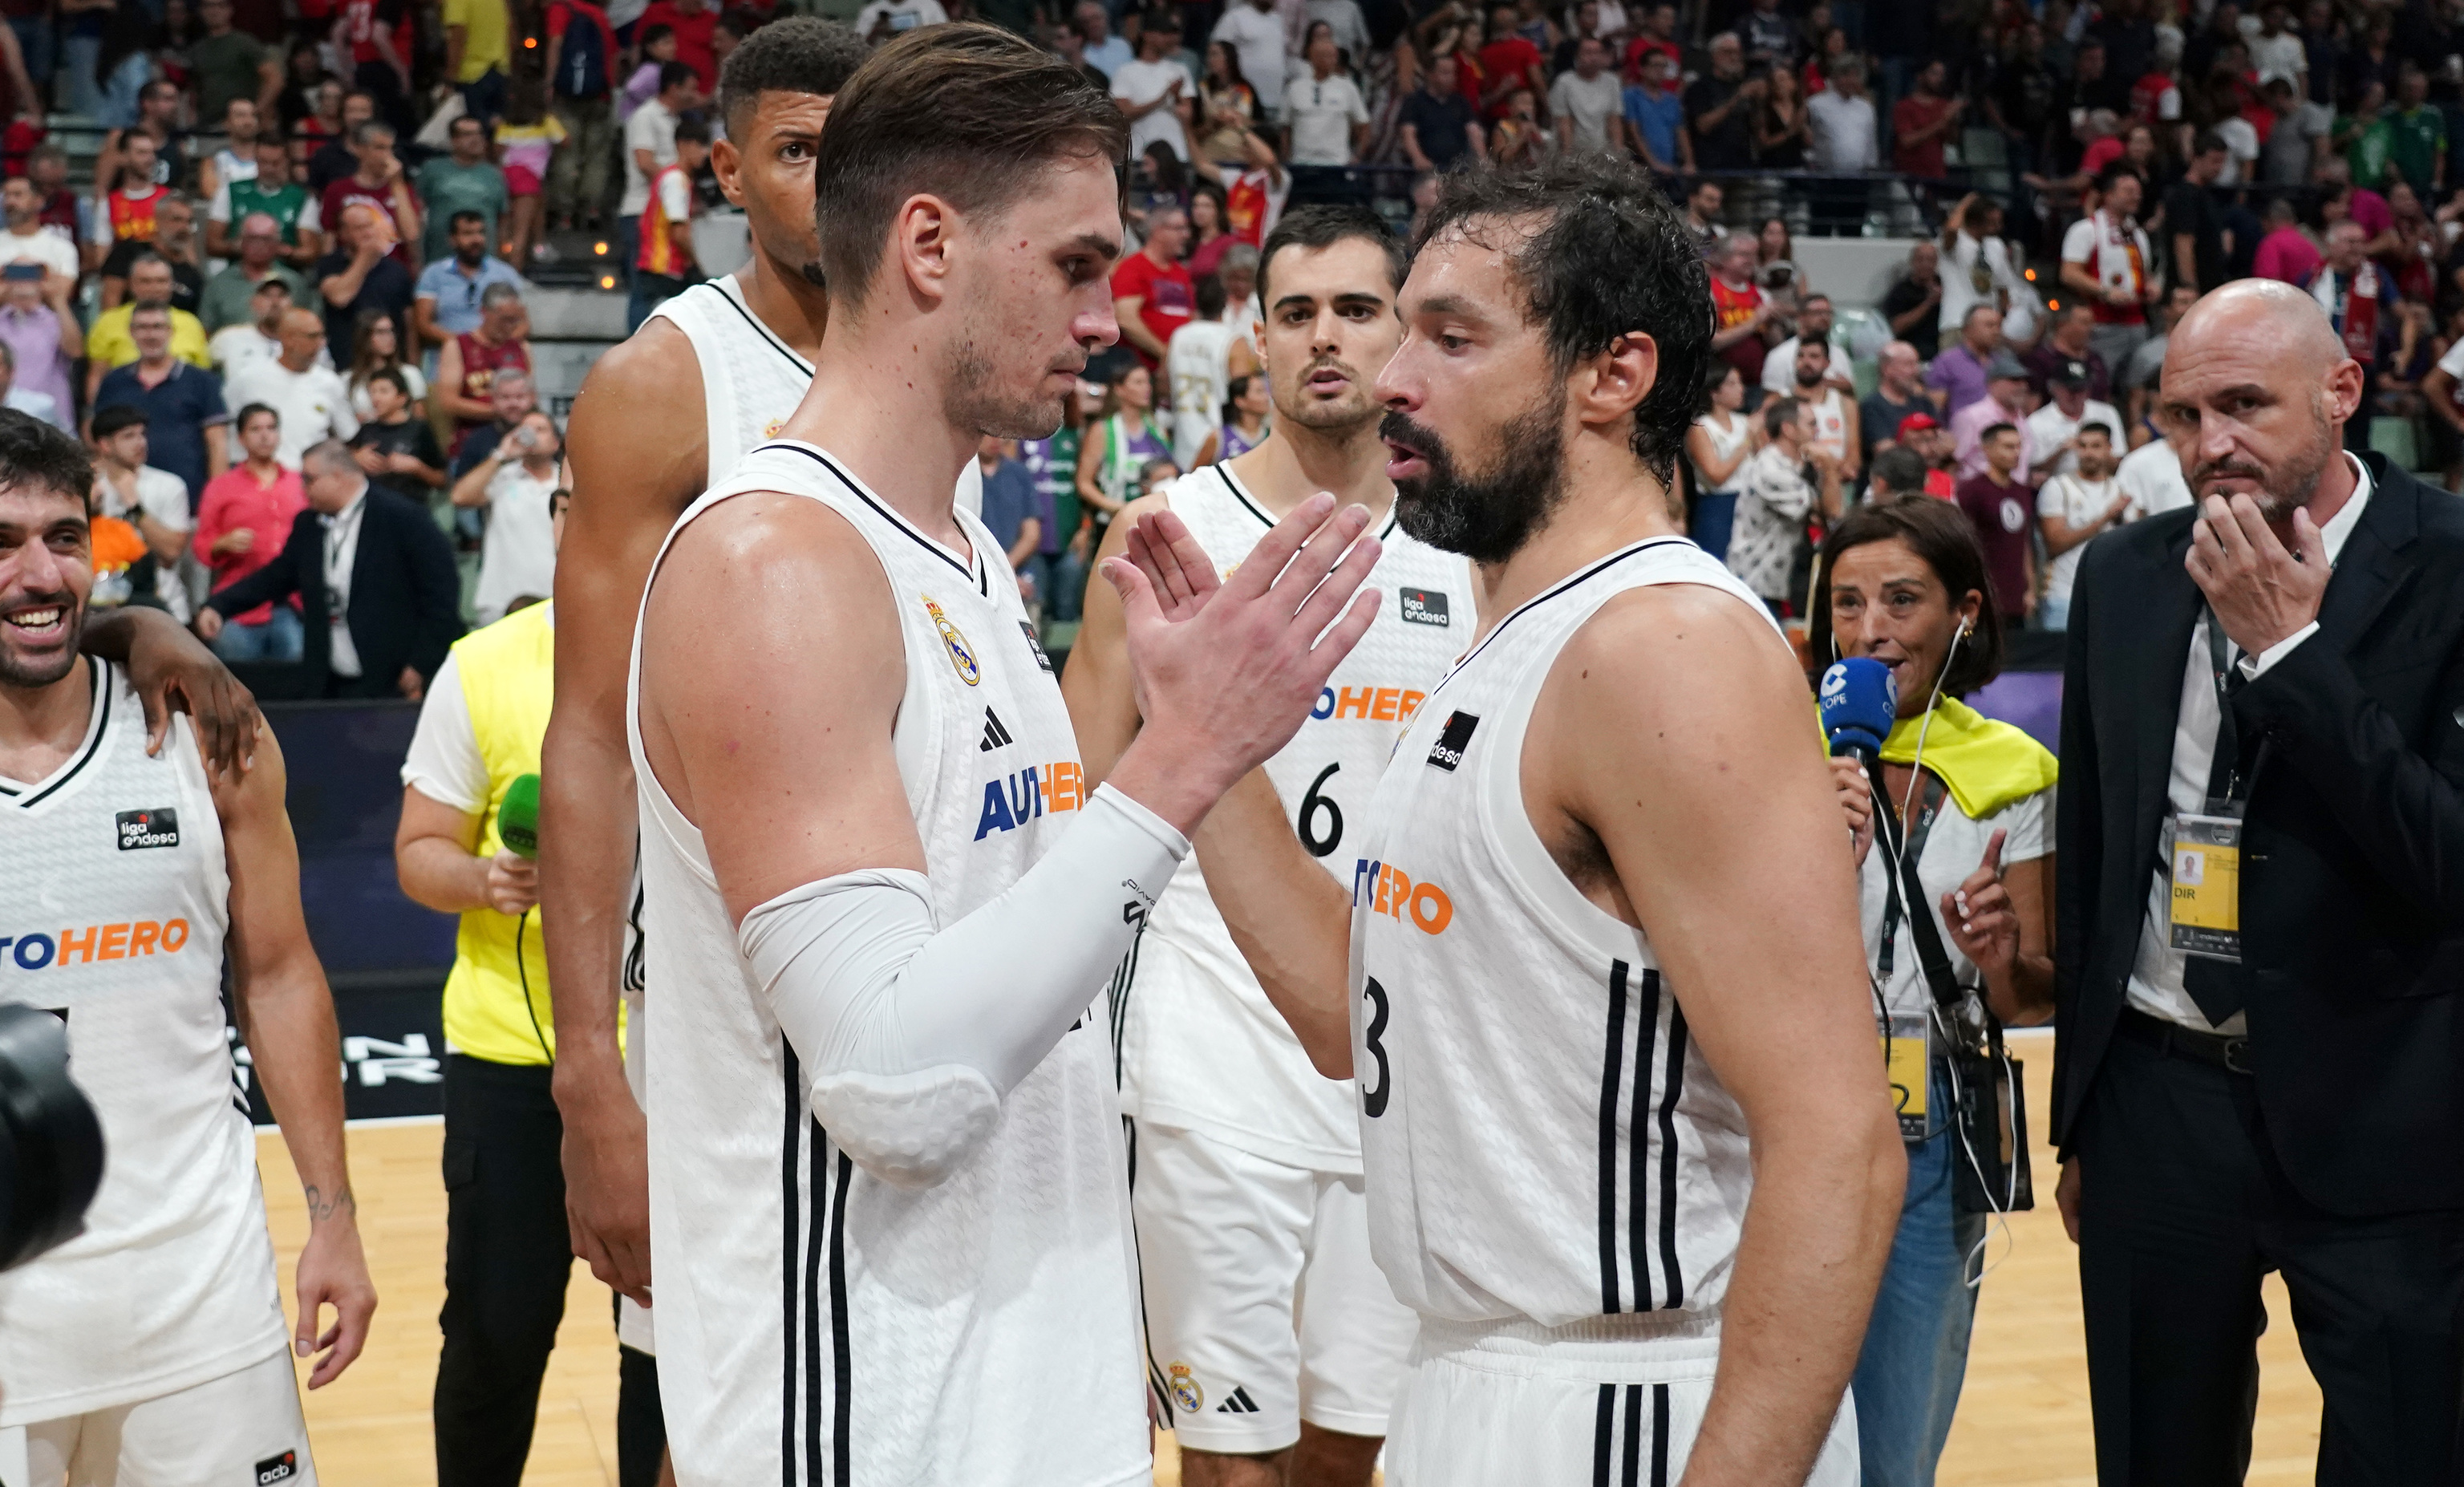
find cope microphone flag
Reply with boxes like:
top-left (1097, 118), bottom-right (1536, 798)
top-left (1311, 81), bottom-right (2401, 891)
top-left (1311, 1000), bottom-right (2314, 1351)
top-left (1819, 657), bottom-right (1898, 759)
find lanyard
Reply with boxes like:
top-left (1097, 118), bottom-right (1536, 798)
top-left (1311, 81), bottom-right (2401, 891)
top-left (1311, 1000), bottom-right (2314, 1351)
top-left (1875, 769), bottom-right (1947, 984)
top-left (323, 496), bottom-right (364, 617)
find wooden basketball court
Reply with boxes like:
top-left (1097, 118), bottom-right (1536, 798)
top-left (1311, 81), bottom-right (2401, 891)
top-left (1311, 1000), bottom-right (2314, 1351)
top-left (252, 1031), bottom-right (2325, 1484)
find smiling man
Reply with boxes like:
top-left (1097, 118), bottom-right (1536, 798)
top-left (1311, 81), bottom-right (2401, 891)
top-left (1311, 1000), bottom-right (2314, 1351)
top-left (625, 26), bottom-right (1380, 1483)
top-left (1133, 156), bottom-right (1903, 1483)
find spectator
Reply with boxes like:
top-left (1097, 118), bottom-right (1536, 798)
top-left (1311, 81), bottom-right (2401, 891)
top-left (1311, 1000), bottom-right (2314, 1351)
top-left (1114, 10), bottom-right (1191, 166)
top-left (97, 79), bottom-right (188, 195)
top-left (1750, 56), bottom-right (1812, 168)
top-left (338, 0), bottom-right (416, 134)
top-left (87, 403), bottom-right (193, 618)
top-left (2109, 413), bottom-right (2194, 515)
top-left (448, 366), bottom-right (536, 479)
top-left (2249, 196), bottom-right (2320, 286)
top-left (1707, 233), bottom-right (1773, 388)
top-left (451, 407), bottom-right (562, 624)
top-left (321, 120), bottom-right (423, 268)
top-left (1862, 444), bottom-right (1931, 501)
top-left (2256, 78), bottom-right (2324, 186)
top-left (1019, 383), bottom-right (1089, 625)
top-left (636, 0), bottom-right (718, 95)
top-left (1623, 0), bottom-right (1680, 75)
top-left (2060, 167), bottom-right (2158, 375)
top-left (1952, 421), bottom-right (2033, 623)
top-left (1477, 2), bottom-right (1546, 119)
top-left (197, 439), bottom-right (462, 699)
top-left (192, 0), bottom-right (281, 143)
top-left (2024, 358), bottom-right (2122, 481)
top-left (416, 114), bottom-right (509, 267)
top-left (619, 61), bottom-right (692, 288)
top-left (27, 146), bottom-right (79, 257)
top-left (201, 212), bottom-right (306, 336)
top-left (1197, 370), bottom-right (1270, 464)
top-left (2166, 132), bottom-right (2231, 293)
top-left (1761, 290), bottom-right (1852, 398)
top-left (412, 210), bottom-right (528, 353)
top-left (1284, 32), bottom-right (1370, 166)
top-left (0, 341), bottom-right (58, 430)
top-left (1893, 57), bottom-right (1965, 178)
top-left (0, 266), bottom-right (79, 430)
top-left (2033, 417), bottom-right (2130, 630)
top-left (1397, 55), bottom-right (1482, 172)
top-left (628, 117), bottom-right (708, 330)
top-left (1164, 273), bottom-right (1244, 468)
top-left (103, 195), bottom-right (205, 314)
top-left (344, 309), bottom-right (428, 420)
top-left (1194, 39), bottom-right (1262, 166)
top-left (2306, 220), bottom-right (2397, 448)
top-left (210, 276), bottom-right (298, 379)
top-left (543, 0), bottom-right (618, 234)
top-left (351, 366), bottom-right (445, 504)
top-left (1549, 36), bottom-right (1622, 156)
top-left (1729, 393), bottom-right (1838, 616)
top-left (1927, 305), bottom-right (2003, 419)
top-left (1740, 0), bottom-right (1793, 68)
top-left (1940, 194), bottom-right (2035, 346)
top-left (87, 254), bottom-right (213, 405)
top-left (2120, 282), bottom-right (2198, 430)
top-left (973, 434), bottom-right (1041, 592)
top-left (851, 0), bottom-right (946, 41)
top-left (1861, 341), bottom-right (1928, 467)
top-left (443, 0), bottom-right (513, 124)
top-left (2207, 79), bottom-right (2261, 188)
top-left (2023, 305), bottom-right (2113, 405)
top-left (1806, 54), bottom-right (1877, 170)
top-left (1685, 361), bottom-right (1753, 560)
top-left (1109, 205), bottom-right (1194, 373)
top-left (492, 77), bottom-right (563, 271)
top-left (1075, 363), bottom-right (1169, 529)
top-left (1951, 351), bottom-right (2037, 480)
top-left (618, 24), bottom-right (682, 124)
top-left (202, 99), bottom-right (269, 220)
top-left (93, 302), bottom-right (231, 504)
top-left (192, 403), bottom-right (308, 662)
top-left (316, 202), bottom-right (416, 363)
top-left (1681, 176), bottom-right (1723, 249)
top-left (1487, 85), bottom-right (1551, 165)
top-left (0, 177), bottom-right (78, 289)
top-left (2388, 64), bottom-right (2444, 193)
top-left (1211, 0), bottom-right (1287, 120)
top-left (305, 90), bottom-right (377, 201)
top-left (209, 136), bottom-right (322, 270)
top-left (1882, 240), bottom-right (1944, 361)
top-left (1622, 49), bottom-right (1689, 173)
top-left (225, 307), bottom-right (359, 465)
top-left (1687, 32), bottom-right (1761, 171)
top-left (89, 131), bottom-right (167, 278)
top-left (1781, 335), bottom-right (1858, 479)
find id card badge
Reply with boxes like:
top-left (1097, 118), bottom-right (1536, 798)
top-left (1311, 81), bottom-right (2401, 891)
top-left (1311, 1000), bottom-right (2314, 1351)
top-left (2168, 800), bottom-right (2245, 962)
top-left (1881, 1011), bottom-right (1930, 1140)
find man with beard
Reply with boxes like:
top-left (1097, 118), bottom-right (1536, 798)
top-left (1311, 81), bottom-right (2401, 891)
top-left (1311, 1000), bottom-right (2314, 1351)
top-left (1786, 336), bottom-right (1859, 483)
top-left (1064, 205), bottom-right (1465, 1487)
top-left (1118, 156), bottom-right (1900, 1482)
top-left (0, 409), bottom-right (375, 1485)
top-left (2054, 277), bottom-right (2464, 1485)
top-left (626, 26), bottom-right (1378, 1481)
top-left (541, 29), bottom-right (983, 1473)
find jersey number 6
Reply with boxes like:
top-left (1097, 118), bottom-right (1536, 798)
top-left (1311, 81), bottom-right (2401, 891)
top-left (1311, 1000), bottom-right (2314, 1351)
top-left (1299, 763), bottom-right (1343, 858)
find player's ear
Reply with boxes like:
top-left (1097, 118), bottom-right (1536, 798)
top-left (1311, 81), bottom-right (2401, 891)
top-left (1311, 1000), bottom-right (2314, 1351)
top-left (892, 192), bottom-right (957, 304)
top-left (1576, 330), bottom-right (1658, 427)
top-left (707, 135), bottom-right (745, 207)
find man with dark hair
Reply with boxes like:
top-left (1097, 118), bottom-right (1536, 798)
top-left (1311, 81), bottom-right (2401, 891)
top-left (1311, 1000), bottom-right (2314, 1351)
top-left (1112, 202), bottom-right (1194, 371)
top-left (1067, 202), bottom-right (1437, 1487)
top-left (94, 298), bottom-right (232, 508)
top-left (1162, 154), bottom-right (1899, 1482)
top-left (411, 209), bottom-right (527, 350)
top-left (1956, 421), bottom-right (2035, 623)
top-left (1866, 443), bottom-right (1933, 500)
top-left (618, 61), bottom-right (698, 290)
top-left (2166, 131), bottom-right (2231, 292)
top-left (548, 23), bottom-right (973, 1475)
top-left (627, 117), bottom-right (711, 330)
top-left (415, 113), bottom-right (510, 265)
top-left (319, 119), bottom-right (423, 269)
top-left (626, 22), bottom-right (1377, 1484)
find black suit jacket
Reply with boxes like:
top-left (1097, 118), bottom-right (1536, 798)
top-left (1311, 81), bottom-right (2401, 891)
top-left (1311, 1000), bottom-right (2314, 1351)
top-left (206, 483), bottom-right (463, 690)
top-left (2053, 456), bottom-right (2464, 1216)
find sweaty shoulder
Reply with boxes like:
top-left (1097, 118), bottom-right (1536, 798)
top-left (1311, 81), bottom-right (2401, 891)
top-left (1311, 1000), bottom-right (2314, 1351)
top-left (568, 315), bottom-right (711, 526)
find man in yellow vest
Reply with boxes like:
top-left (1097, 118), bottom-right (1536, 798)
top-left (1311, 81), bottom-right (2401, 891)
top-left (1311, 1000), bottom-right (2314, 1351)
top-left (393, 483), bottom-right (665, 1487)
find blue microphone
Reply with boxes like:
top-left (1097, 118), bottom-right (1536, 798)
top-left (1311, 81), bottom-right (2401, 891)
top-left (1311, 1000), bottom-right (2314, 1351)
top-left (1819, 657), bottom-right (1898, 760)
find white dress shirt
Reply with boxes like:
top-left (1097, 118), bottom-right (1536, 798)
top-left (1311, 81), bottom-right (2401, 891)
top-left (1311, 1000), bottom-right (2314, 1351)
top-left (321, 484), bottom-right (368, 679)
top-left (2124, 454), bottom-right (2373, 1032)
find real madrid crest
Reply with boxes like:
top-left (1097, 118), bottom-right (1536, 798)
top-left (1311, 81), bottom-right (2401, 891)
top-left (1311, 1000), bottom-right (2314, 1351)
top-left (921, 596), bottom-right (980, 686)
top-left (763, 417), bottom-right (786, 440)
top-left (1166, 1362), bottom-right (1203, 1413)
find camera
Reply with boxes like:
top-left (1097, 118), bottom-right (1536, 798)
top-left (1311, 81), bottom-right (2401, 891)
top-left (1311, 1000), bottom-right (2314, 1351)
top-left (0, 1003), bottom-right (106, 1273)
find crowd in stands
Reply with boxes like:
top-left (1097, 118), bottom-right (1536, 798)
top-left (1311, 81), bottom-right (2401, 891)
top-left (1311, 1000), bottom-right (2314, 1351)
top-left (16, 0), bottom-right (2464, 685)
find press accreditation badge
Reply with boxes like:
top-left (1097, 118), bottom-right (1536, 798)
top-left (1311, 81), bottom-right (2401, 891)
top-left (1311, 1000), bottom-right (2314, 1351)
top-left (2168, 800), bottom-right (2244, 962)
top-left (1881, 1011), bottom-right (1929, 1141)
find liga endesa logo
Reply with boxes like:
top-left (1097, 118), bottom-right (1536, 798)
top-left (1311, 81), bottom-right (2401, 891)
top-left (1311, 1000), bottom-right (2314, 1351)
top-left (974, 760), bottom-right (1090, 840)
top-left (1352, 859), bottom-right (1453, 935)
top-left (1, 918), bottom-right (193, 970)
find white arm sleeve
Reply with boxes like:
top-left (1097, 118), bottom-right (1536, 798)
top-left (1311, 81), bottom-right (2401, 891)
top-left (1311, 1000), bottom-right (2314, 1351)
top-left (737, 783), bottom-right (1186, 1189)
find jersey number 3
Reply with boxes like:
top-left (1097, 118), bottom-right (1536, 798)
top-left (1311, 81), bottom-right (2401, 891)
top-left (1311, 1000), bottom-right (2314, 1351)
top-left (1360, 976), bottom-right (1390, 1118)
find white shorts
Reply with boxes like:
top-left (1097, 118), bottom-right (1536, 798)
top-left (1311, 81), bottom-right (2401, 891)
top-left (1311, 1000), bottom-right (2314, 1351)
top-left (1, 1347), bottom-right (316, 1487)
top-left (1131, 1120), bottom-right (1419, 1455)
top-left (1384, 1315), bottom-right (1859, 1487)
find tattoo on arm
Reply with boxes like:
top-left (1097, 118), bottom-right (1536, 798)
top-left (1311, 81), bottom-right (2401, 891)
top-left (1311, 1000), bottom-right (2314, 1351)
top-left (302, 1183), bottom-right (356, 1223)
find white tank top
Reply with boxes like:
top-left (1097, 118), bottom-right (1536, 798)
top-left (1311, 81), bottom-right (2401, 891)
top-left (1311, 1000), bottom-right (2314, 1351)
top-left (0, 664), bottom-right (289, 1425)
top-left (1805, 387), bottom-right (1850, 466)
top-left (1689, 411), bottom-right (1750, 496)
top-left (1165, 320), bottom-right (1236, 470)
top-left (626, 442), bottom-right (1145, 1485)
top-left (1117, 464), bottom-right (1471, 1173)
top-left (1349, 537), bottom-right (1782, 1331)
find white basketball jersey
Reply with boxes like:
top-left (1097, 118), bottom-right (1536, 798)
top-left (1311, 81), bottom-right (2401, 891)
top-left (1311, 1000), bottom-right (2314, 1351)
top-left (1117, 464), bottom-right (1469, 1173)
top-left (0, 664), bottom-right (290, 1425)
top-left (1349, 538), bottom-right (1781, 1330)
top-left (1806, 387), bottom-right (1850, 466)
top-left (1165, 321), bottom-right (1235, 470)
top-left (626, 442), bottom-right (1146, 1487)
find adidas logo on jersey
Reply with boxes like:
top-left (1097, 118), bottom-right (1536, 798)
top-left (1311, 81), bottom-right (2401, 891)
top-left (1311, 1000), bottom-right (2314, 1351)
top-left (973, 760), bottom-right (1088, 840)
top-left (1, 918), bottom-right (193, 970)
top-left (1310, 684), bottom-right (1427, 724)
top-left (1215, 1386), bottom-right (1262, 1414)
top-left (115, 807), bottom-right (180, 849)
top-left (1425, 711), bottom-right (1479, 771)
top-left (1353, 859), bottom-right (1454, 935)
top-left (979, 707), bottom-right (1014, 752)
top-left (1399, 587), bottom-right (1450, 626)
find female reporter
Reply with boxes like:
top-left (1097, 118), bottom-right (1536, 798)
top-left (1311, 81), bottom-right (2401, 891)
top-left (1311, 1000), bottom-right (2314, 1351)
top-left (1808, 496), bottom-right (2058, 1487)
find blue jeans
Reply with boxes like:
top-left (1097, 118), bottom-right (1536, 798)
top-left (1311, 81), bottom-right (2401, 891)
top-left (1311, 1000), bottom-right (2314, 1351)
top-left (1023, 549), bottom-right (1088, 624)
top-left (211, 604), bottom-right (304, 662)
top-left (1850, 1064), bottom-right (1989, 1487)
top-left (1689, 490), bottom-right (1738, 562)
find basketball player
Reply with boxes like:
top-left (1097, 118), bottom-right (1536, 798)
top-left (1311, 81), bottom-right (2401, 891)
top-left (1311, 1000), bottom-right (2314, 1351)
top-left (1064, 205), bottom-right (1453, 1487)
top-left (624, 27), bottom-right (1380, 1482)
top-left (545, 18), bottom-right (982, 1328)
top-left (1119, 157), bottom-right (1905, 1483)
top-left (0, 411), bottom-right (375, 1485)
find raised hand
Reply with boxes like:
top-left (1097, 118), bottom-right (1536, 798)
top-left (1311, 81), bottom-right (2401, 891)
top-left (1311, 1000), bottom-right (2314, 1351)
top-left (1940, 829), bottom-right (2017, 983)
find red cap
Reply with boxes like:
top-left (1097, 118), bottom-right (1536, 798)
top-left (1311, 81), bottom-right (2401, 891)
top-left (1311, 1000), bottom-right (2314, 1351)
top-left (1897, 412), bottom-right (1940, 436)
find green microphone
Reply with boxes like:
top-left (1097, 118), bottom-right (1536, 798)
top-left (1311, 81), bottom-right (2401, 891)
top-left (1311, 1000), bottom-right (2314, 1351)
top-left (498, 773), bottom-right (541, 859)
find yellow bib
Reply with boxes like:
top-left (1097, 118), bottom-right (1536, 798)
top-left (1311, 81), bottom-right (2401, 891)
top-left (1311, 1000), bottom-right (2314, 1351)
top-left (440, 603), bottom-right (558, 1066)
top-left (1878, 697), bottom-right (2060, 822)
